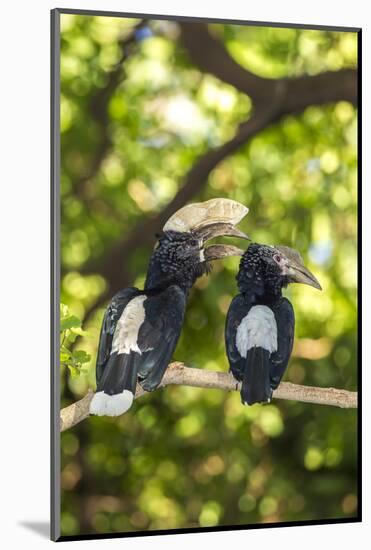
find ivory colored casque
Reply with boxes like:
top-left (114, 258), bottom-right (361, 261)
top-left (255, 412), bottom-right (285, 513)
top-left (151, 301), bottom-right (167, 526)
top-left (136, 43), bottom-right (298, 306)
top-left (163, 198), bottom-right (249, 233)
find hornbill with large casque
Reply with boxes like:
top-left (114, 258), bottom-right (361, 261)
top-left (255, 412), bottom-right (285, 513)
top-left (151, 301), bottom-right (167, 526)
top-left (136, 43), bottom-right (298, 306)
top-left (225, 243), bottom-right (322, 406)
top-left (90, 199), bottom-right (249, 417)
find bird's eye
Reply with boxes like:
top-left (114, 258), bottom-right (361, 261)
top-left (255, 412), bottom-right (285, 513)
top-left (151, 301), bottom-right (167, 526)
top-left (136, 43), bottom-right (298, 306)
top-left (189, 239), bottom-right (198, 248)
top-left (273, 254), bottom-right (283, 264)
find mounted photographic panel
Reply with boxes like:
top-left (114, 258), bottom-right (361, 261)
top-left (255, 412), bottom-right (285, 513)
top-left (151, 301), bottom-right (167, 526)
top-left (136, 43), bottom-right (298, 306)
top-left (51, 8), bottom-right (360, 542)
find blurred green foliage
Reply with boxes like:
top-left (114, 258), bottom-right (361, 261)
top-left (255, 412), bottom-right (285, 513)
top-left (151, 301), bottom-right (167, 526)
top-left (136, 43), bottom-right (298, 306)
top-left (59, 14), bottom-right (358, 537)
top-left (60, 304), bottom-right (91, 378)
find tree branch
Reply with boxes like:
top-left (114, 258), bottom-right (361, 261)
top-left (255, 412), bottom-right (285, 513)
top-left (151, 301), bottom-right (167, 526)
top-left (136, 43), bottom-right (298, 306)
top-left (79, 105), bottom-right (278, 318)
top-left (60, 362), bottom-right (357, 432)
top-left (80, 26), bottom-right (357, 319)
top-left (87, 109), bottom-right (276, 268)
top-left (179, 22), bottom-right (273, 104)
top-left (179, 22), bottom-right (358, 109)
top-left (72, 21), bottom-right (357, 329)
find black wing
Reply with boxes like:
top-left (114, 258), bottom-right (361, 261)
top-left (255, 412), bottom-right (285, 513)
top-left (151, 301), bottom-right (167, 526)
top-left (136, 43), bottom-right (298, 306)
top-left (225, 294), bottom-right (252, 380)
top-left (96, 287), bottom-right (140, 383)
top-left (270, 297), bottom-right (295, 389)
top-left (135, 285), bottom-right (186, 391)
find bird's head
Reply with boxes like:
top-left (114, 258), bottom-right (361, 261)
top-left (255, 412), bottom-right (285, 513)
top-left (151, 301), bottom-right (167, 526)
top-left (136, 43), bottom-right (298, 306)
top-left (145, 199), bottom-right (249, 292)
top-left (237, 243), bottom-right (322, 300)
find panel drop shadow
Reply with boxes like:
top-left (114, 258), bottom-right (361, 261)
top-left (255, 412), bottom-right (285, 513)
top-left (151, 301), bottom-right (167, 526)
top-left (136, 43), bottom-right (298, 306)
top-left (19, 521), bottom-right (50, 539)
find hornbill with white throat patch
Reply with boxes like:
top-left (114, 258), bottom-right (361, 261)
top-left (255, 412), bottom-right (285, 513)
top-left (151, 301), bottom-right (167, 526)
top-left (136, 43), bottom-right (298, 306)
top-left (225, 243), bottom-right (322, 406)
top-left (90, 199), bottom-right (249, 417)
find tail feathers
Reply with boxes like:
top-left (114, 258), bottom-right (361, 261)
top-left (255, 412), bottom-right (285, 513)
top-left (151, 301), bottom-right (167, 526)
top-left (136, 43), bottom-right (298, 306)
top-left (241, 347), bottom-right (272, 405)
top-left (90, 352), bottom-right (138, 417)
top-left (89, 390), bottom-right (133, 417)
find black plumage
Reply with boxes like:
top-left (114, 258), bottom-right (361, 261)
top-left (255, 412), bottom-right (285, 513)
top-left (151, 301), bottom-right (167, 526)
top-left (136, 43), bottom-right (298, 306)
top-left (90, 214), bottom-right (247, 417)
top-left (95, 284), bottom-right (186, 398)
top-left (225, 243), bottom-right (321, 405)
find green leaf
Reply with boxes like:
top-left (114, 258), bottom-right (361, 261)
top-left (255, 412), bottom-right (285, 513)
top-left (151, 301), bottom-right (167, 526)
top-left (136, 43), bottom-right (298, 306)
top-left (73, 350), bottom-right (91, 364)
top-left (65, 331), bottom-right (78, 344)
top-left (60, 315), bottom-right (81, 331)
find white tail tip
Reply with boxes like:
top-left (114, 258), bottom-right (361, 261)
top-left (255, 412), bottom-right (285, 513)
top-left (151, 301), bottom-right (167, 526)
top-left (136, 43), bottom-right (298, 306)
top-left (89, 390), bottom-right (134, 417)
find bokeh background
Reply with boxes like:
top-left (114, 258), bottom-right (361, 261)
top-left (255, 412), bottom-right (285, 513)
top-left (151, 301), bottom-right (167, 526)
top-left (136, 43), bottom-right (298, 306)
top-left (59, 13), bottom-right (358, 537)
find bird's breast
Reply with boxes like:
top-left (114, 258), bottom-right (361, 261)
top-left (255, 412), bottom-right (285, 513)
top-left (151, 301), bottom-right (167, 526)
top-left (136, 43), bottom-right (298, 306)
top-left (236, 305), bottom-right (278, 357)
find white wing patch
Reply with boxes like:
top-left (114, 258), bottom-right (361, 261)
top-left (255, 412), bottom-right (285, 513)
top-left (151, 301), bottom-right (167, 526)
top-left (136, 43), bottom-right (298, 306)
top-left (236, 305), bottom-right (277, 358)
top-left (111, 295), bottom-right (147, 355)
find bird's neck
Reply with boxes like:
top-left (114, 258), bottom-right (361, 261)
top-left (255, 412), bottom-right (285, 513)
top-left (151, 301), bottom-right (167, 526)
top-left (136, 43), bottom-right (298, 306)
top-left (144, 257), bottom-right (197, 294)
top-left (244, 287), bottom-right (282, 306)
top-left (238, 272), bottom-right (283, 306)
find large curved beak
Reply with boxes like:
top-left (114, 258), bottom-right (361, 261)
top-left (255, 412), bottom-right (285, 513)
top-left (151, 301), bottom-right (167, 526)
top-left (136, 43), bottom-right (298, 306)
top-left (195, 222), bottom-right (250, 243)
top-left (204, 244), bottom-right (245, 261)
top-left (287, 262), bottom-right (322, 290)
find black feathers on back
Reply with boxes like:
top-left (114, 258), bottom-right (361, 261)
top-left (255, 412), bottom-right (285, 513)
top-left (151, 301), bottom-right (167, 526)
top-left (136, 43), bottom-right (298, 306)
top-left (135, 285), bottom-right (186, 391)
top-left (270, 298), bottom-right (295, 389)
top-left (225, 294), bottom-right (250, 380)
top-left (92, 230), bottom-right (207, 410)
top-left (226, 242), bottom-right (296, 405)
top-left (96, 287), bottom-right (140, 384)
top-left (225, 294), bottom-right (295, 405)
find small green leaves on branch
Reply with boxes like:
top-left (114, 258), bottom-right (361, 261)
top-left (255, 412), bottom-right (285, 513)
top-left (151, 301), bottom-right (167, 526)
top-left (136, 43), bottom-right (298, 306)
top-left (60, 304), bottom-right (91, 378)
